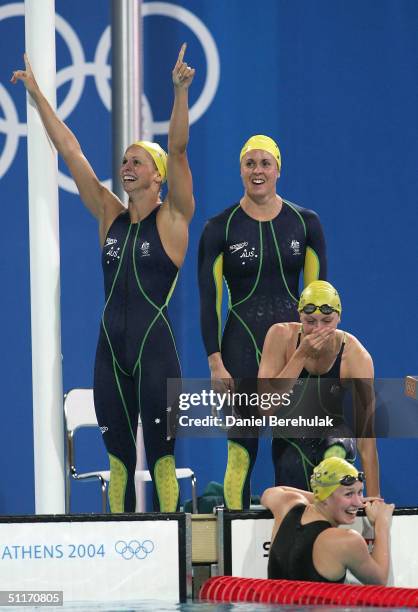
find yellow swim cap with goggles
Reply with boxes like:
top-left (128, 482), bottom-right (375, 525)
top-left (239, 135), bottom-right (281, 171)
top-left (298, 280), bottom-right (342, 316)
top-left (133, 140), bottom-right (168, 184)
top-left (311, 457), bottom-right (364, 502)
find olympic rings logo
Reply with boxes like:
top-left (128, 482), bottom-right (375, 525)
top-left (0, 1), bottom-right (220, 193)
top-left (114, 539), bottom-right (155, 560)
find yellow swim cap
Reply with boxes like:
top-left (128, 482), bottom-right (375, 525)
top-left (298, 280), bottom-right (342, 316)
top-left (239, 135), bottom-right (281, 171)
top-left (133, 140), bottom-right (167, 184)
top-left (311, 457), bottom-right (360, 502)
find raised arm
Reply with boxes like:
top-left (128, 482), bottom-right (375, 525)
top-left (166, 43), bottom-right (195, 222)
top-left (11, 54), bottom-right (123, 233)
top-left (303, 209), bottom-right (327, 286)
top-left (342, 500), bottom-right (393, 584)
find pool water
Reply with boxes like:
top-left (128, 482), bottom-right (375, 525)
top-left (3, 602), bottom-right (411, 612)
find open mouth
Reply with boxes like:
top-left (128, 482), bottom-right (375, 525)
top-left (345, 509), bottom-right (358, 517)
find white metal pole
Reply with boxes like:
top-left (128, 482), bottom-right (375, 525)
top-left (25, 0), bottom-right (65, 514)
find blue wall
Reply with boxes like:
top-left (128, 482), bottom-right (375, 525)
top-left (0, 0), bottom-right (417, 514)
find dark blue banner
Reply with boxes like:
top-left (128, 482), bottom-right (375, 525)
top-left (0, 0), bottom-right (417, 513)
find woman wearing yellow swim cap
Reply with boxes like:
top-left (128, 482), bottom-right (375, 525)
top-left (12, 45), bottom-right (195, 513)
top-left (258, 280), bottom-right (380, 497)
top-left (261, 456), bottom-right (394, 584)
top-left (198, 134), bottom-right (327, 510)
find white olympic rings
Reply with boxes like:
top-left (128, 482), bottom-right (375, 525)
top-left (0, 1), bottom-right (220, 193)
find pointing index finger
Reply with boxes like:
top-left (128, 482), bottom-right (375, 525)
top-left (24, 53), bottom-right (31, 71)
top-left (178, 42), bottom-right (187, 63)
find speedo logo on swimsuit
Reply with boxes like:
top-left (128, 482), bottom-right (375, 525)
top-left (105, 237), bottom-right (121, 260)
top-left (140, 241), bottom-right (150, 257)
top-left (290, 239), bottom-right (301, 255)
top-left (99, 426), bottom-right (108, 434)
top-left (229, 241), bottom-right (248, 253)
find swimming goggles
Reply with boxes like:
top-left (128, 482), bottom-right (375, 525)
top-left (311, 471), bottom-right (365, 489)
top-left (338, 472), bottom-right (365, 486)
top-left (301, 303), bottom-right (338, 315)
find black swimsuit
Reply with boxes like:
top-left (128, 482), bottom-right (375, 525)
top-left (268, 503), bottom-right (346, 582)
top-left (273, 330), bottom-right (356, 489)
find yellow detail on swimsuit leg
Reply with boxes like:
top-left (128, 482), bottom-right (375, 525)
top-left (108, 453), bottom-right (128, 513)
top-left (224, 440), bottom-right (250, 510)
top-left (154, 455), bottom-right (179, 512)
